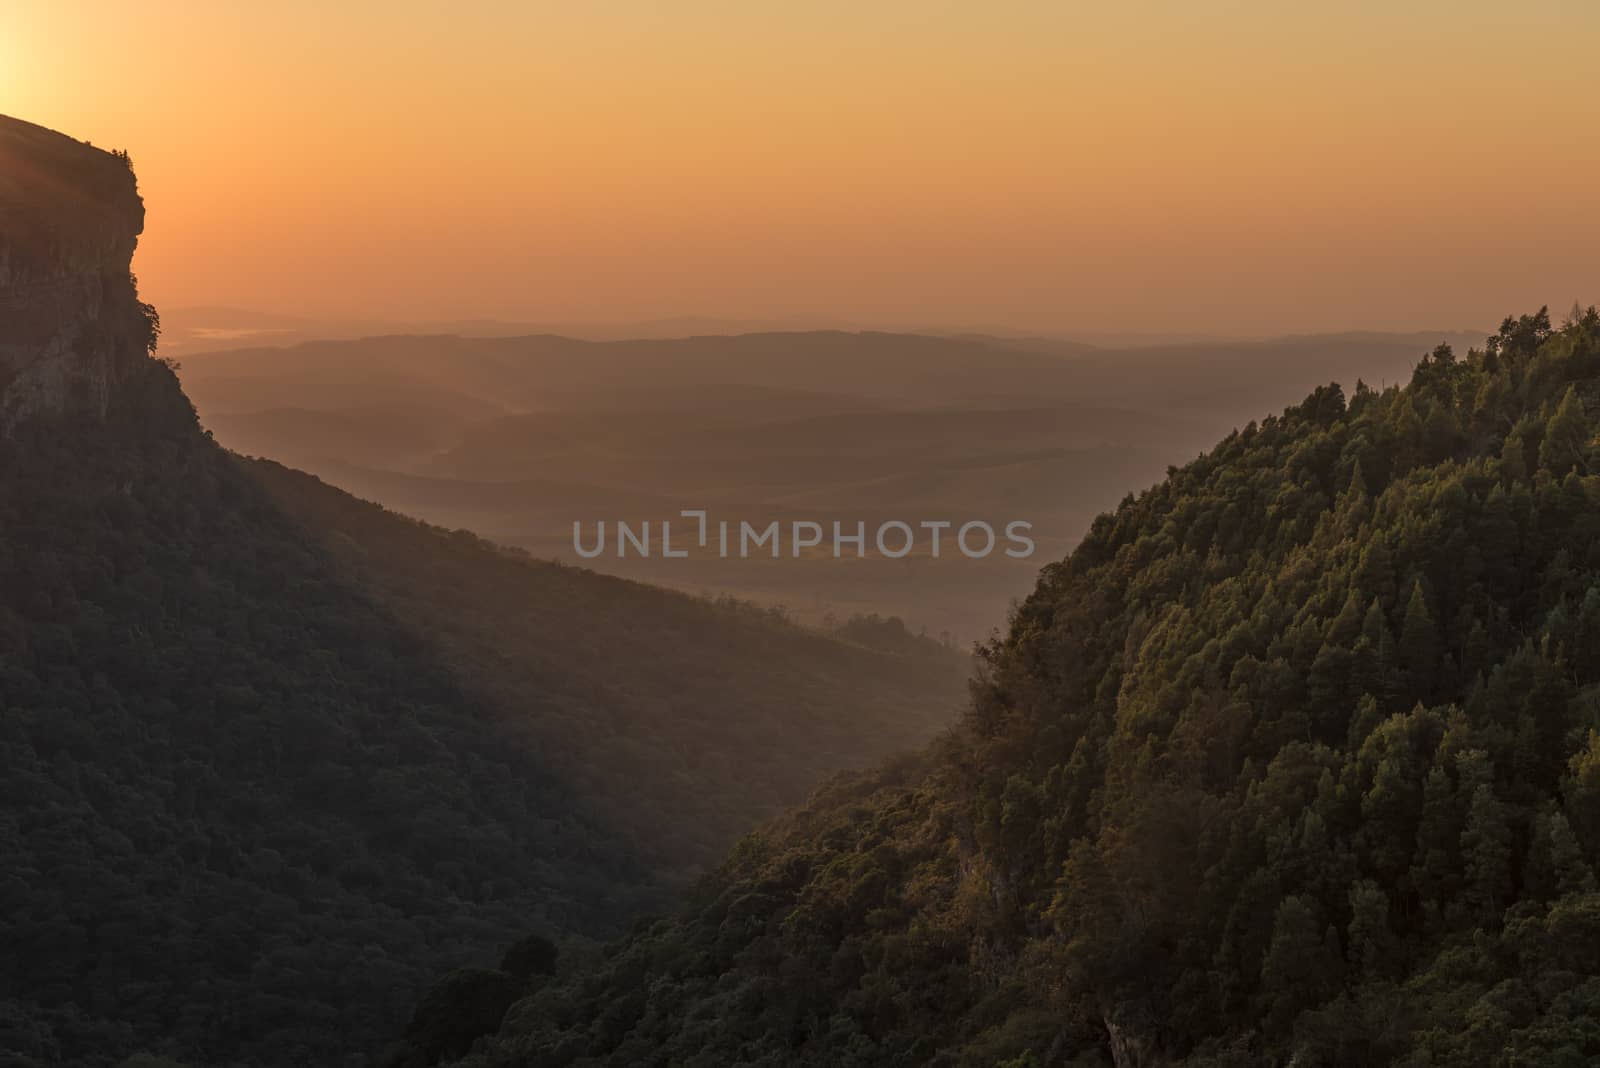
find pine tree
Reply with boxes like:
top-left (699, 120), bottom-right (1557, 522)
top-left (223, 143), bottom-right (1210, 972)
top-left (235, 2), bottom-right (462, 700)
top-left (1546, 809), bottom-right (1597, 896)
top-left (1347, 690), bottom-right (1384, 749)
top-left (1340, 463), bottom-right (1372, 530)
top-left (1392, 395), bottom-right (1424, 470)
top-left (1500, 431), bottom-right (1528, 484)
top-left (1260, 895), bottom-right (1336, 1027)
top-left (1399, 580), bottom-right (1439, 696)
top-left (1356, 596), bottom-right (1404, 707)
top-left (1345, 461), bottom-right (1370, 501)
top-left (1539, 386), bottom-right (1589, 476)
top-left (1564, 731), bottom-right (1600, 865)
top-left (1423, 401), bottom-right (1461, 463)
top-left (1412, 765), bottom-right (1460, 919)
top-left (1526, 808), bottom-right (1598, 900)
top-left (1307, 643), bottom-right (1353, 733)
top-left (1354, 542), bottom-right (1396, 608)
top-left (1346, 879), bottom-right (1394, 977)
top-left (1327, 590), bottom-right (1365, 647)
top-left (1461, 783), bottom-right (1512, 921)
top-left (1478, 484), bottom-right (1520, 591)
top-left (1362, 597), bottom-right (1391, 656)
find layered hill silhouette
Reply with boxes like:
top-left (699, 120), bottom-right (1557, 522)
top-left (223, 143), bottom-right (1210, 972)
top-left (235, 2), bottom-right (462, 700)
top-left (0, 116), bottom-right (967, 1066)
top-left (440, 308), bottom-right (1600, 1067)
top-left (175, 328), bottom-right (1479, 642)
top-left (12, 109), bottom-right (1594, 1068)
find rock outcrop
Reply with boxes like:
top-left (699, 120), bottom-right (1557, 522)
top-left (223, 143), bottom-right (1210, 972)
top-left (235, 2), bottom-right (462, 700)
top-left (0, 113), bottom-right (153, 431)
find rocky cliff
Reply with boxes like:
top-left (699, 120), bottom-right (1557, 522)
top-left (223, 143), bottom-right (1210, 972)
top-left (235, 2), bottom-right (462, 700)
top-left (0, 114), bottom-right (153, 431)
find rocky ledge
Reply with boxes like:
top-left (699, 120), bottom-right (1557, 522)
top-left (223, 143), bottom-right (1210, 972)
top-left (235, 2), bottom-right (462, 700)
top-left (0, 113), bottom-right (153, 430)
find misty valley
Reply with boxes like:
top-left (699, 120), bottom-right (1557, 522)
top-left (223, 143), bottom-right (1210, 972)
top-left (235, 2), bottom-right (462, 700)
top-left (170, 325), bottom-right (1481, 646)
top-left (3, 9), bottom-right (1599, 1065)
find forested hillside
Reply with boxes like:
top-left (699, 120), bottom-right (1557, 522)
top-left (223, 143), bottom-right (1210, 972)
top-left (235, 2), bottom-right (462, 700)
top-left (0, 361), bottom-right (972, 1068)
top-left (0, 363), bottom-right (648, 1066)
top-left (0, 360), bottom-right (965, 1067)
top-left (449, 308), bottom-right (1600, 1068)
top-left (0, 115), bottom-right (969, 1068)
top-left (246, 459), bottom-right (968, 876)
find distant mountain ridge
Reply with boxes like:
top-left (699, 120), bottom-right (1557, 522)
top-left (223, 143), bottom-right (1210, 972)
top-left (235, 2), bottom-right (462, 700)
top-left (158, 303), bottom-right (1484, 357)
top-left (175, 325), bottom-right (1488, 641)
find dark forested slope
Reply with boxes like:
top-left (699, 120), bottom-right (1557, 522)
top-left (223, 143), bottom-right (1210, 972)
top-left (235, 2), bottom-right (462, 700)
top-left (246, 459), bottom-right (968, 877)
top-left (454, 308), bottom-right (1600, 1068)
top-left (0, 367), bottom-right (965, 1068)
top-left (0, 116), bottom-right (966, 1067)
top-left (0, 364), bottom-right (648, 1066)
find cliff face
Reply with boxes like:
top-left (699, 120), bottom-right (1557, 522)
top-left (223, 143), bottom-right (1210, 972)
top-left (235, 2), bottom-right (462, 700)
top-left (0, 114), bottom-right (152, 431)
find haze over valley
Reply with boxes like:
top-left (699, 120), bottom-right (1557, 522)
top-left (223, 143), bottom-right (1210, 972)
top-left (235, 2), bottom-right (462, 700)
top-left (176, 326), bottom-right (1482, 641)
top-left (4, 3), bottom-right (1599, 1066)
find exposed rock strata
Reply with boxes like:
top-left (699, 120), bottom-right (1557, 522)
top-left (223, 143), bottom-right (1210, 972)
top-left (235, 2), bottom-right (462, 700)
top-left (0, 114), bottom-right (153, 430)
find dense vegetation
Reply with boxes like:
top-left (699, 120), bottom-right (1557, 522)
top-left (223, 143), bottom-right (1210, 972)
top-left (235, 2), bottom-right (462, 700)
top-left (0, 363), bottom-right (963, 1067)
top-left (450, 308), bottom-right (1600, 1067)
top-left (246, 460), bottom-right (968, 877)
top-left (0, 363), bottom-right (644, 1066)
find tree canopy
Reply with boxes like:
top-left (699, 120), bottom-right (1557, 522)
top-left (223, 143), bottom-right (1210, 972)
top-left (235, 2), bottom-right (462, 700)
top-left (0, 362), bottom-right (964, 1067)
top-left (445, 308), bottom-right (1600, 1067)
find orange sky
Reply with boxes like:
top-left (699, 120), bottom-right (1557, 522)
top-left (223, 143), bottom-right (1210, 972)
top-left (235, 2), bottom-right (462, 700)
top-left (4, 2), bottom-right (1597, 334)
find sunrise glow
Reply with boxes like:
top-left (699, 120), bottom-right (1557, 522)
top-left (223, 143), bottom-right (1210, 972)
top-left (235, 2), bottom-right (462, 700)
top-left (5, 2), bottom-right (1598, 333)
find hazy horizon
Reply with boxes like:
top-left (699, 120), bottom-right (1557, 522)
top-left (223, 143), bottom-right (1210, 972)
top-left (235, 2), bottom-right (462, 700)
top-left (156, 301), bottom-right (1501, 354)
top-left (5, 11), bottom-right (1600, 1063)
top-left (7, 2), bottom-right (1596, 336)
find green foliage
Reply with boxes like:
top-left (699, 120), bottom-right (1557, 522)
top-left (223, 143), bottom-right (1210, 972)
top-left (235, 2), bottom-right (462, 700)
top-left (0, 363), bottom-right (962, 1066)
top-left (1539, 385), bottom-right (1590, 476)
top-left (444, 309), bottom-right (1600, 1066)
top-left (0, 364), bottom-right (651, 1066)
top-left (1399, 579), bottom-right (1439, 695)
